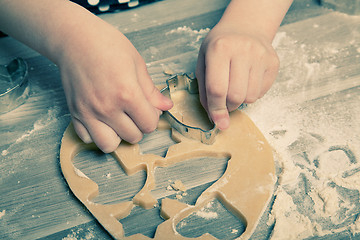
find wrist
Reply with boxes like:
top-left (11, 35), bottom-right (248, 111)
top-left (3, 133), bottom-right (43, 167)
top-left (51, 4), bottom-right (121, 68)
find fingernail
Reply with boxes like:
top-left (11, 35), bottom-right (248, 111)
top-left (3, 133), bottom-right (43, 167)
top-left (216, 117), bottom-right (230, 130)
top-left (162, 97), bottom-right (173, 110)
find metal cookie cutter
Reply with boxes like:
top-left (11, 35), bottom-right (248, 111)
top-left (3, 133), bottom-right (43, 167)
top-left (161, 73), bottom-right (247, 145)
top-left (0, 58), bottom-right (29, 114)
top-left (161, 73), bottom-right (218, 144)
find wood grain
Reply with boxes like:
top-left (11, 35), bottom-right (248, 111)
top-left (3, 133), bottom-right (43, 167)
top-left (3, 0), bottom-right (357, 239)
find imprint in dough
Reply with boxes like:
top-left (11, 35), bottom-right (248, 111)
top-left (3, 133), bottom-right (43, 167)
top-left (60, 89), bottom-right (275, 240)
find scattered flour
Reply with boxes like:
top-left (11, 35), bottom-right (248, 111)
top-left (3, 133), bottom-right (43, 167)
top-left (62, 228), bottom-right (95, 240)
top-left (195, 210), bottom-right (218, 219)
top-left (176, 194), bottom-right (183, 200)
top-left (166, 26), bottom-right (210, 50)
top-left (246, 13), bottom-right (360, 239)
top-left (267, 187), bottom-right (316, 239)
top-left (1, 107), bottom-right (67, 180)
top-left (15, 107), bottom-right (61, 144)
top-left (145, 25), bottom-right (211, 77)
top-left (166, 26), bottom-right (210, 37)
top-left (193, 201), bottom-right (219, 219)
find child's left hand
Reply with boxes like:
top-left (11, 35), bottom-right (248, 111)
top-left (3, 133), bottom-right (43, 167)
top-left (195, 24), bottom-right (280, 130)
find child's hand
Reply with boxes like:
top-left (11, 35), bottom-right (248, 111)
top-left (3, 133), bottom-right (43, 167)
top-left (59, 27), bottom-right (173, 153)
top-left (196, 25), bottom-right (280, 130)
top-left (0, 0), bottom-right (174, 153)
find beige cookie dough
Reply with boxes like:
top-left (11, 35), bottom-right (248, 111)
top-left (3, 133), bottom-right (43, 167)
top-left (60, 87), bottom-right (275, 239)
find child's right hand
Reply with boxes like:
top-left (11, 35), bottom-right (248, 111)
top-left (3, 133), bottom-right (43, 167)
top-left (0, 0), bottom-right (173, 153)
top-left (59, 23), bottom-right (173, 153)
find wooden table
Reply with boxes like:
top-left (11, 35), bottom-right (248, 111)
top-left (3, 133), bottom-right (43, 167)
top-left (1, 0), bottom-right (359, 239)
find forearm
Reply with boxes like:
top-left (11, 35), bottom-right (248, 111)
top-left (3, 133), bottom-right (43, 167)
top-left (218, 0), bottom-right (293, 41)
top-left (0, 0), bottom-right (114, 64)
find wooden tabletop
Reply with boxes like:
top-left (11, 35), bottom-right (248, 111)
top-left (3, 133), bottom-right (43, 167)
top-left (1, 0), bottom-right (359, 239)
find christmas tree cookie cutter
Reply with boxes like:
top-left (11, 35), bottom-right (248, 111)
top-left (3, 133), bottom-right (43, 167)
top-left (161, 73), bottom-right (246, 145)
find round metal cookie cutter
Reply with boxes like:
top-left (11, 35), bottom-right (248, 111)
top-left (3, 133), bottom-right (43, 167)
top-left (0, 58), bottom-right (29, 114)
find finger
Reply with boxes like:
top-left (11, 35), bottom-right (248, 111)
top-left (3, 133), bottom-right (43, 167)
top-left (195, 50), bottom-right (208, 111)
top-left (103, 112), bottom-right (143, 144)
top-left (122, 83), bottom-right (162, 134)
top-left (136, 57), bottom-right (173, 111)
top-left (227, 57), bottom-right (249, 112)
top-left (245, 63), bottom-right (264, 103)
top-left (205, 50), bottom-right (230, 130)
top-left (84, 119), bottom-right (121, 153)
top-left (72, 117), bottom-right (93, 143)
top-left (107, 61), bottom-right (161, 135)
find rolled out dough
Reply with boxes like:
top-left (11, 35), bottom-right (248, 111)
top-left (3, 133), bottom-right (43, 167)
top-left (60, 87), bottom-right (275, 239)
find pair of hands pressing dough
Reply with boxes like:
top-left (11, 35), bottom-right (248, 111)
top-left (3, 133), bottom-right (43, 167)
top-left (0, 0), bottom-right (293, 153)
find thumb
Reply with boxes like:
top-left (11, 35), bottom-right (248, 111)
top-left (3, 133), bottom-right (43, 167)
top-left (146, 84), bottom-right (173, 111)
top-left (136, 60), bottom-right (173, 111)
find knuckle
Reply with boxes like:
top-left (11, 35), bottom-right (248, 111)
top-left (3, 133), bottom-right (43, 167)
top-left (239, 36), bottom-right (261, 53)
top-left (116, 87), bottom-right (136, 103)
top-left (71, 102), bottom-right (94, 122)
top-left (83, 90), bottom-right (115, 117)
top-left (245, 88), bottom-right (260, 104)
top-left (102, 140), bottom-right (120, 153)
top-left (210, 37), bottom-right (231, 53)
top-left (93, 102), bottom-right (114, 118)
top-left (97, 134), bottom-right (121, 153)
top-left (207, 84), bottom-right (225, 99)
top-left (142, 120), bottom-right (158, 134)
top-left (227, 93), bottom-right (245, 107)
top-left (251, 46), bottom-right (267, 60)
top-left (94, 87), bottom-right (135, 117)
top-left (139, 112), bottom-right (159, 134)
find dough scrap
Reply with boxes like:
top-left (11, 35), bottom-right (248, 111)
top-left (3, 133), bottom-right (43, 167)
top-left (60, 88), bottom-right (275, 239)
top-left (171, 180), bottom-right (187, 192)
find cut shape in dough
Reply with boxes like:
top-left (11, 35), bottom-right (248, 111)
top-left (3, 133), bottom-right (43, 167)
top-left (60, 84), bottom-right (275, 239)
